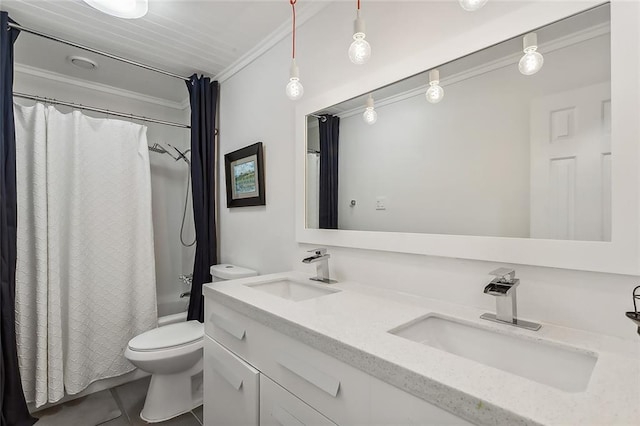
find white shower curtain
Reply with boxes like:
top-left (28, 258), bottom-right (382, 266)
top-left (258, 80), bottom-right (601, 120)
top-left (14, 103), bottom-right (158, 407)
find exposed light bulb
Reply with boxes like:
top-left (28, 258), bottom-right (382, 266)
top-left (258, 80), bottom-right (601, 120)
top-left (286, 59), bottom-right (304, 101)
top-left (349, 11), bottom-right (371, 65)
top-left (458, 0), bottom-right (488, 12)
top-left (518, 32), bottom-right (544, 76)
top-left (362, 95), bottom-right (377, 125)
top-left (425, 69), bottom-right (444, 104)
top-left (349, 35), bottom-right (371, 65)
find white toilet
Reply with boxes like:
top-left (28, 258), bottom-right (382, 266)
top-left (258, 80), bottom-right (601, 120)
top-left (124, 264), bottom-right (258, 423)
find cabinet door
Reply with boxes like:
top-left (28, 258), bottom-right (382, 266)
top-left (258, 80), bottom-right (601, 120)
top-left (369, 375), bottom-right (475, 426)
top-left (260, 375), bottom-right (337, 426)
top-left (204, 336), bottom-right (259, 426)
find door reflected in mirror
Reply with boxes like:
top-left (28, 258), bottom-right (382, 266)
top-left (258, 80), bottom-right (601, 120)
top-left (306, 4), bottom-right (611, 241)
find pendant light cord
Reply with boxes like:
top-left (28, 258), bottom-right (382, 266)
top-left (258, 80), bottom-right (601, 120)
top-left (290, 0), bottom-right (297, 59)
top-left (357, 0), bottom-right (360, 10)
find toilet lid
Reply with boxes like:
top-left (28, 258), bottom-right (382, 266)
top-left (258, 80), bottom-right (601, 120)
top-left (128, 320), bottom-right (204, 352)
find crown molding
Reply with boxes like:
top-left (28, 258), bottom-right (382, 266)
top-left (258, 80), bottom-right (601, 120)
top-left (214, 1), bottom-right (329, 83)
top-left (14, 63), bottom-right (188, 110)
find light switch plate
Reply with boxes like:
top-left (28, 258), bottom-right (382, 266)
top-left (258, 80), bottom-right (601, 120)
top-left (376, 196), bottom-right (386, 210)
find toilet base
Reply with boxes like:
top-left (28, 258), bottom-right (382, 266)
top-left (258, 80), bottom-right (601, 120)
top-left (139, 358), bottom-right (203, 423)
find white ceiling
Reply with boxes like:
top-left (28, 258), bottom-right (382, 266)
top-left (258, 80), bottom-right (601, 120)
top-left (3, 0), bottom-right (322, 104)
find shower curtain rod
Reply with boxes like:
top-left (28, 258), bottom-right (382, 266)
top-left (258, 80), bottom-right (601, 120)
top-left (8, 22), bottom-right (191, 82)
top-left (14, 92), bottom-right (191, 129)
top-left (309, 114), bottom-right (327, 122)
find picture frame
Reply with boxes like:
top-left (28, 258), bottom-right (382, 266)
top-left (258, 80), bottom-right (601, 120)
top-left (224, 142), bottom-right (266, 208)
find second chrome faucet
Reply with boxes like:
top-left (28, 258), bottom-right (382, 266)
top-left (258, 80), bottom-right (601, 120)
top-left (302, 248), bottom-right (338, 284)
top-left (481, 268), bottom-right (541, 331)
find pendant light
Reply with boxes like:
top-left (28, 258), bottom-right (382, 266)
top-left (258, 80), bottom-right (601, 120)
top-left (286, 0), bottom-right (304, 100)
top-left (518, 32), bottom-right (544, 76)
top-left (425, 69), bottom-right (444, 104)
top-left (362, 94), bottom-right (378, 125)
top-left (458, 0), bottom-right (488, 12)
top-left (348, 0), bottom-right (371, 65)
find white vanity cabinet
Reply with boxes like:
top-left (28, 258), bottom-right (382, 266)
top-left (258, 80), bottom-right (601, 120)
top-left (260, 375), bottom-right (337, 426)
top-left (204, 298), bottom-right (474, 426)
top-left (369, 375), bottom-right (475, 426)
top-left (203, 336), bottom-right (260, 426)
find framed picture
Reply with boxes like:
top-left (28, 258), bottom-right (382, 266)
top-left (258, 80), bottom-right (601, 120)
top-left (224, 142), bottom-right (266, 208)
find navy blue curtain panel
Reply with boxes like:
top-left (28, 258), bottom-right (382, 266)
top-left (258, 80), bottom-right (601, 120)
top-left (318, 115), bottom-right (340, 229)
top-left (0, 12), bottom-right (37, 426)
top-left (186, 75), bottom-right (218, 322)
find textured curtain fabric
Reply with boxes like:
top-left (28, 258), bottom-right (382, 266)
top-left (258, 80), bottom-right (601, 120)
top-left (13, 104), bottom-right (158, 407)
top-left (186, 75), bottom-right (218, 322)
top-left (0, 12), bottom-right (36, 426)
top-left (318, 115), bottom-right (340, 229)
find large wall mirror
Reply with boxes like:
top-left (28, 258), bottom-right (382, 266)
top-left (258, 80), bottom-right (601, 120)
top-left (296, 1), bottom-right (640, 274)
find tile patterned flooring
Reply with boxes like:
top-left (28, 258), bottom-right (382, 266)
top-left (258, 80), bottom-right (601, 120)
top-left (35, 377), bottom-right (203, 426)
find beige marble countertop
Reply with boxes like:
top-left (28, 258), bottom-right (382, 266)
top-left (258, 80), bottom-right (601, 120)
top-left (203, 271), bottom-right (640, 426)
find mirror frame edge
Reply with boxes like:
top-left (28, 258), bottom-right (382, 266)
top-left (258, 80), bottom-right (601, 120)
top-left (295, 0), bottom-right (640, 275)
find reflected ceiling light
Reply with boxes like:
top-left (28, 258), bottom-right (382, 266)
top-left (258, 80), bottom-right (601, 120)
top-left (518, 32), bottom-right (544, 76)
top-left (425, 69), bottom-right (444, 104)
top-left (363, 94), bottom-right (378, 125)
top-left (286, 0), bottom-right (304, 101)
top-left (348, 0), bottom-right (371, 65)
top-left (458, 0), bottom-right (488, 12)
top-left (82, 0), bottom-right (148, 19)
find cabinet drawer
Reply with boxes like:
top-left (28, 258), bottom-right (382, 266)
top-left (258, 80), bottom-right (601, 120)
top-left (260, 375), bottom-right (336, 426)
top-left (369, 375), bottom-right (475, 426)
top-left (204, 336), bottom-right (259, 426)
top-left (205, 299), bottom-right (261, 364)
top-left (248, 324), bottom-right (371, 425)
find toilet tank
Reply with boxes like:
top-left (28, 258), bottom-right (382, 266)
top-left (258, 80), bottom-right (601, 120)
top-left (210, 264), bottom-right (257, 282)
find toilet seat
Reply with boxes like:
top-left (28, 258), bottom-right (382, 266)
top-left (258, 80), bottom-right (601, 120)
top-left (128, 320), bottom-right (204, 352)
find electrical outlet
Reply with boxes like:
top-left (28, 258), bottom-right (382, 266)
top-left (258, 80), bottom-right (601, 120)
top-left (376, 196), bottom-right (387, 210)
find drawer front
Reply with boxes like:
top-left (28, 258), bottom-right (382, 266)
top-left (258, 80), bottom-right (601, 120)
top-left (260, 375), bottom-right (337, 426)
top-left (205, 299), bottom-right (260, 364)
top-left (248, 323), bottom-right (371, 425)
top-left (369, 375), bottom-right (476, 426)
top-left (204, 336), bottom-right (259, 426)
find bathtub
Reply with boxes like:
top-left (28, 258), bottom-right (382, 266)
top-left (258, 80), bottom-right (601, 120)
top-left (31, 302), bottom-right (189, 412)
top-left (157, 297), bottom-right (189, 319)
top-left (158, 310), bottom-right (188, 326)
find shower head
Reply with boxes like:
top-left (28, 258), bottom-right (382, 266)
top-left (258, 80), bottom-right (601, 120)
top-left (148, 143), bottom-right (168, 154)
top-left (167, 143), bottom-right (191, 167)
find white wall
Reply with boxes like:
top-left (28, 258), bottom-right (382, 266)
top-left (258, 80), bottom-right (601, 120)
top-left (13, 70), bottom-right (194, 316)
top-left (337, 35), bottom-right (609, 237)
top-left (218, 1), bottom-right (637, 340)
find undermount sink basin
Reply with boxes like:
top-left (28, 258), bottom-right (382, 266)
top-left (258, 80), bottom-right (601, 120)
top-left (390, 315), bottom-right (597, 392)
top-left (246, 279), bottom-right (340, 302)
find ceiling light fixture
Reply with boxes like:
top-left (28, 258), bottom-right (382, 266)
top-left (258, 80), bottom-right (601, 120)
top-left (425, 69), bottom-right (444, 104)
top-left (362, 94), bottom-right (378, 125)
top-left (518, 32), bottom-right (544, 76)
top-left (68, 56), bottom-right (98, 70)
top-left (82, 0), bottom-right (148, 19)
top-left (286, 0), bottom-right (304, 101)
top-left (458, 0), bottom-right (488, 12)
top-left (348, 0), bottom-right (371, 65)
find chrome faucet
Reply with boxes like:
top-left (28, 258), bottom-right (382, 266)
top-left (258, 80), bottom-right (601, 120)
top-left (480, 268), bottom-right (541, 331)
top-left (302, 248), bottom-right (337, 284)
